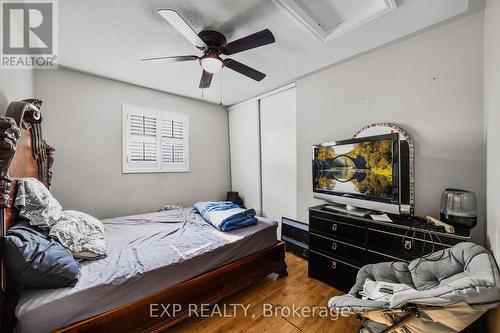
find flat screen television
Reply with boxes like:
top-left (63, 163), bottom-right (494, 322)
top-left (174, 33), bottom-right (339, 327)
top-left (312, 133), bottom-right (401, 215)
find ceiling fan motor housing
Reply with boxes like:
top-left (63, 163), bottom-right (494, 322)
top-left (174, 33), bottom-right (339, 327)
top-left (198, 30), bottom-right (227, 49)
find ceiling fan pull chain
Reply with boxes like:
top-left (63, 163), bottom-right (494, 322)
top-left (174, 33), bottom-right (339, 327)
top-left (219, 72), bottom-right (223, 106)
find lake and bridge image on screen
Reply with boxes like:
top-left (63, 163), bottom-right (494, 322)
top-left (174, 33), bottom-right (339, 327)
top-left (313, 139), bottom-right (393, 200)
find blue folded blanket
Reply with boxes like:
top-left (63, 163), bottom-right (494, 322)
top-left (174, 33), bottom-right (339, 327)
top-left (193, 201), bottom-right (257, 231)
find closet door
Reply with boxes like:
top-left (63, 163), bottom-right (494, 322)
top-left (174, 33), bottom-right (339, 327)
top-left (228, 101), bottom-right (261, 213)
top-left (260, 87), bottom-right (297, 235)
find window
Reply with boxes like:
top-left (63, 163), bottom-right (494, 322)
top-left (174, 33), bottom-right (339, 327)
top-left (122, 104), bottom-right (189, 173)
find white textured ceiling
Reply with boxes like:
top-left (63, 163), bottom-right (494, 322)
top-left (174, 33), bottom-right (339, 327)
top-left (59, 0), bottom-right (481, 106)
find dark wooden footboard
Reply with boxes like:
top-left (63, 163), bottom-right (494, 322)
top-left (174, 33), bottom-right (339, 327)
top-left (55, 242), bottom-right (287, 333)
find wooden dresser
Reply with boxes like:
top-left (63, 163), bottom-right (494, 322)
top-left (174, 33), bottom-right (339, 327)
top-left (308, 205), bottom-right (471, 293)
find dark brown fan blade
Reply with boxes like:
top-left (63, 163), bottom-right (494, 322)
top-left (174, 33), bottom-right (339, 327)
top-left (221, 29), bottom-right (275, 55)
top-left (141, 55), bottom-right (199, 62)
top-left (199, 70), bottom-right (213, 88)
top-left (224, 59), bottom-right (266, 81)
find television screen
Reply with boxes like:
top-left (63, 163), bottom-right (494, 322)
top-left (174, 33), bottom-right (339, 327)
top-left (312, 134), bottom-right (399, 204)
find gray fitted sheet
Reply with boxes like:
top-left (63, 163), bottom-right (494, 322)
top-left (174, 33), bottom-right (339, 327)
top-left (15, 208), bottom-right (278, 333)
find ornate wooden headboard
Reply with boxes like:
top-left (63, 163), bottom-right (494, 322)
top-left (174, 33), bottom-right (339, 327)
top-left (0, 99), bottom-right (54, 292)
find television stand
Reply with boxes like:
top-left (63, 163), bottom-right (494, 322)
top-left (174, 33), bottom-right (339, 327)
top-left (308, 205), bottom-right (471, 293)
top-left (322, 203), bottom-right (371, 217)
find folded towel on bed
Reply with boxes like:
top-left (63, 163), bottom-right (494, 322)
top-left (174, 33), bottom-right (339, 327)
top-left (193, 201), bottom-right (257, 231)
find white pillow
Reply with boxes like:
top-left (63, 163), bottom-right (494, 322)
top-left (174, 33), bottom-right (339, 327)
top-left (14, 178), bottom-right (63, 229)
top-left (49, 210), bottom-right (106, 260)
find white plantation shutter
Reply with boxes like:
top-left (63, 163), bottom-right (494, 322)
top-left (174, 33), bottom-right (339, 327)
top-left (160, 117), bottom-right (188, 170)
top-left (129, 141), bottom-right (157, 162)
top-left (161, 119), bottom-right (184, 139)
top-left (128, 113), bottom-right (158, 163)
top-left (130, 114), bottom-right (157, 136)
top-left (123, 104), bottom-right (189, 173)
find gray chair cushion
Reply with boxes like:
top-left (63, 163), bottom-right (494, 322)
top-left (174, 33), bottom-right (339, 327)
top-left (0, 223), bottom-right (79, 288)
top-left (390, 242), bottom-right (500, 308)
top-left (348, 261), bottom-right (415, 297)
top-left (330, 242), bottom-right (500, 311)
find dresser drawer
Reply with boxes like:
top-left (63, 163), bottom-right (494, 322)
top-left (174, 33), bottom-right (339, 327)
top-left (367, 220), bottom-right (464, 247)
top-left (283, 237), bottom-right (309, 260)
top-left (367, 229), bottom-right (448, 261)
top-left (309, 233), bottom-right (365, 266)
top-left (308, 250), bottom-right (360, 293)
top-left (282, 219), bottom-right (309, 244)
top-left (310, 216), bottom-right (365, 245)
top-left (310, 209), bottom-right (367, 227)
top-left (366, 249), bottom-right (407, 264)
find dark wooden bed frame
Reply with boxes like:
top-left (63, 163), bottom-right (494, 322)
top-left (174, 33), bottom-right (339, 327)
top-left (0, 99), bottom-right (287, 333)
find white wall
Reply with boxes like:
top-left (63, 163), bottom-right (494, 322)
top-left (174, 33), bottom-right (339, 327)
top-left (485, 3), bottom-right (500, 329)
top-left (296, 13), bottom-right (485, 243)
top-left (34, 68), bottom-right (230, 219)
top-left (0, 70), bottom-right (34, 114)
top-left (485, 0), bottom-right (500, 259)
top-left (228, 100), bottom-right (261, 213)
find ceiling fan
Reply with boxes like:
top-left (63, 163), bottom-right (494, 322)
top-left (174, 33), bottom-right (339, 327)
top-left (142, 9), bottom-right (275, 89)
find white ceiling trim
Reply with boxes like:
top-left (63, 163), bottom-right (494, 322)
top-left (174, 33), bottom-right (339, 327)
top-left (272, 0), bottom-right (397, 42)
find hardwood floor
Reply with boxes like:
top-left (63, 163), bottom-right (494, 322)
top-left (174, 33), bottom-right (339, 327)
top-left (167, 253), bottom-right (361, 333)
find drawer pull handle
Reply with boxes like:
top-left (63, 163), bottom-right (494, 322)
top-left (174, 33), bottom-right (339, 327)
top-left (331, 261), bottom-right (337, 269)
top-left (331, 224), bottom-right (338, 231)
top-left (404, 240), bottom-right (412, 250)
top-left (331, 242), bottom-right (337, 250)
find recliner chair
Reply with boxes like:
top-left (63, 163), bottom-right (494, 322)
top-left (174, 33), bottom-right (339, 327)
top-left (329, 242), bottom-right (500, 333)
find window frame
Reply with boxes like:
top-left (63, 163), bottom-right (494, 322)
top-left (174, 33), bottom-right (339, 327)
top-left (122, 104), bottom-right (189, 174)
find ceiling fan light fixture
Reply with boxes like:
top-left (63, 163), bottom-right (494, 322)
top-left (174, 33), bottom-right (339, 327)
top-left (200, 55), bottom-right (224, 73)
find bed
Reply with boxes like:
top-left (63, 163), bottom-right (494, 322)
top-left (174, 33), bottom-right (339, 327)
top-left (0, 99), bottom-right (287, 333)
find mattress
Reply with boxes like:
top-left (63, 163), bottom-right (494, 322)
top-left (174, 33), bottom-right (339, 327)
top-left (15, 208), bottom-right (278, 333)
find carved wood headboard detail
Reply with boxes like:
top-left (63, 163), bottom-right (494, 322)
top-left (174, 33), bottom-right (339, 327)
top-left (0, 99), bottom-right (54, 294)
